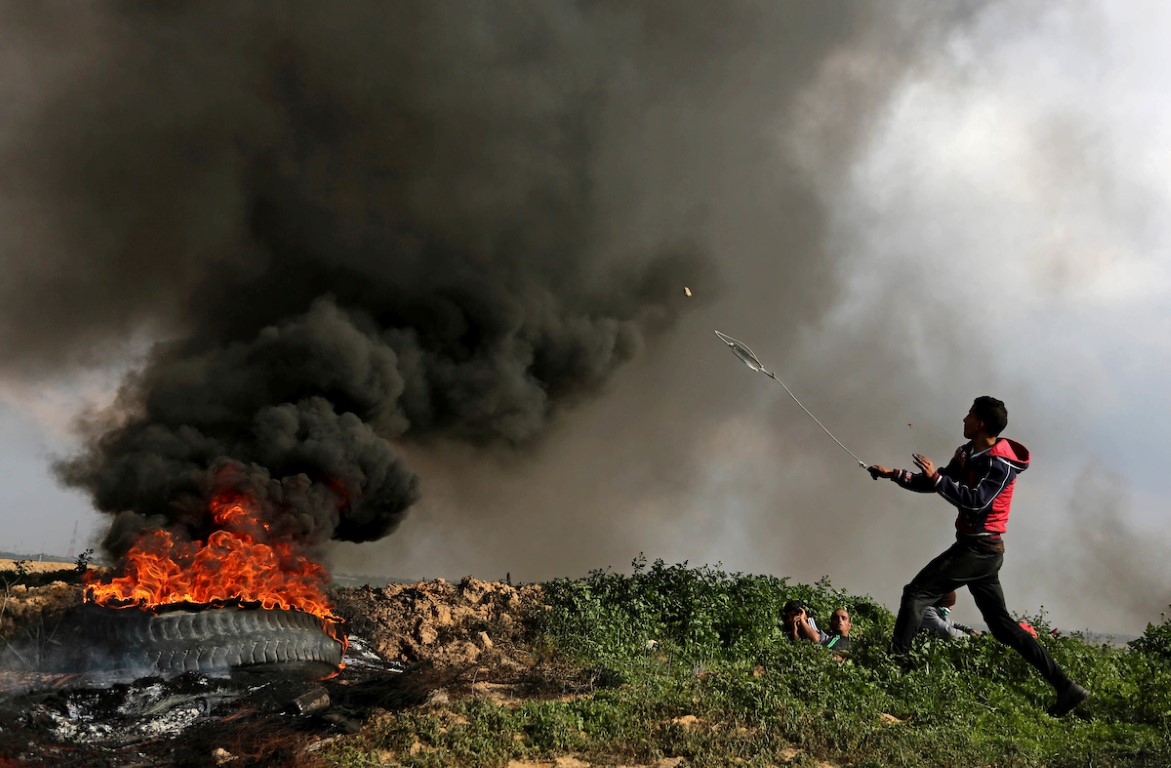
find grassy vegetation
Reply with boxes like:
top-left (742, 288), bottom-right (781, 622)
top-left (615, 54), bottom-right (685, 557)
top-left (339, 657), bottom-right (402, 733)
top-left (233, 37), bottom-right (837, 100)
top-left (325, 556), bottom-right (1171, 767)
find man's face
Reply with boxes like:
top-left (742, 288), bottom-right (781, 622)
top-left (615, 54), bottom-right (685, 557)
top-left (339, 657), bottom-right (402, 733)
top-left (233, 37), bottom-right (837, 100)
top-left (830, 610), bottom-right (851, 634)
top-left (962, 408), bottom-right (983, 440)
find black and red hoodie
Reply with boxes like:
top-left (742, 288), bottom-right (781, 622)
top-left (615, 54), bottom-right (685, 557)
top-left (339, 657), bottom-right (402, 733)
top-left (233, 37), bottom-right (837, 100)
top-left (890, 438), bottom-right (1030, 536)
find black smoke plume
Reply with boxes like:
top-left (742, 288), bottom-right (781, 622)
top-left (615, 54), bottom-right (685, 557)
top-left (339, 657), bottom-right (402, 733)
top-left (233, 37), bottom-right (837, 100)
top-left (21, 2), bottom-right (709, 558)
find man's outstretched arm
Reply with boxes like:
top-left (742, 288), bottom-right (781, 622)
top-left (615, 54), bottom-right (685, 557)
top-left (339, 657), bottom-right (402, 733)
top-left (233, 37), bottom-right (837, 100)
top-left (869, 449), bottom-right (963, 492)
top-left (868, 461), bottom-right (937, 492)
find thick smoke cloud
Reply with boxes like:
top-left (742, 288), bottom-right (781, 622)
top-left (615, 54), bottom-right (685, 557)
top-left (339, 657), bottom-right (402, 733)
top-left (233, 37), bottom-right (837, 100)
top-left (3, 2), bottom-right (735, 556)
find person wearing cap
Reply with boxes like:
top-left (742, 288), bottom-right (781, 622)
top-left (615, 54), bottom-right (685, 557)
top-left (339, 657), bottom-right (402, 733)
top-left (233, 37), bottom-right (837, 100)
top-left (781, 599), bottom-right (826, 644)
top-left (867, 395), bottom-right (1090, 717)
top-left (920, 591), bottom-right (980, 640)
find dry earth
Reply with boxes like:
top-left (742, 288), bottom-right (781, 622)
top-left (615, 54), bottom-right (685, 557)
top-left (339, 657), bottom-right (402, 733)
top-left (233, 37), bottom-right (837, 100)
top-left (0, 579), bottom-right (84, 640)
top-left (333, 577), bottom-right (545, 673)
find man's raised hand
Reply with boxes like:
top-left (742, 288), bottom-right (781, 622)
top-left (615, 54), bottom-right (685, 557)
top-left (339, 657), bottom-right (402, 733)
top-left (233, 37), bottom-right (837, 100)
top-left (912, 453), bottom-right (936, 476)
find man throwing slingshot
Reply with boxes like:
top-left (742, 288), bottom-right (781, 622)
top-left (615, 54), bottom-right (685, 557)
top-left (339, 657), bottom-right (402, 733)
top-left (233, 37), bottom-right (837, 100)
top-left (867, 395), bottom-right (1089, 717)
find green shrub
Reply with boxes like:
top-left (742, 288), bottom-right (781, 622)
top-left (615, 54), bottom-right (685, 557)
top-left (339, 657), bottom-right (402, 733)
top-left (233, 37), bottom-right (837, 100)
top-left (538, 555), bottom-right (889, 666)
top-left (1129, 607), bottom-right (1171, 661)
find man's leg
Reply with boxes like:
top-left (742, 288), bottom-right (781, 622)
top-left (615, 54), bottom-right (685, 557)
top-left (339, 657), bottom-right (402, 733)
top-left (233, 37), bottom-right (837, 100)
top-left (968, 576), bottom-right (1072, 691)
top-left (890, 542), bottom-right (968, 655)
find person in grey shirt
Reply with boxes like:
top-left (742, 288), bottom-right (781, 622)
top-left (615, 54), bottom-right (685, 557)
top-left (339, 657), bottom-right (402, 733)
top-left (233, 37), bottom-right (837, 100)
top-left (782, 600), bottom-right (826, 644)
top-left (920, 591), bottom-right (981, 639)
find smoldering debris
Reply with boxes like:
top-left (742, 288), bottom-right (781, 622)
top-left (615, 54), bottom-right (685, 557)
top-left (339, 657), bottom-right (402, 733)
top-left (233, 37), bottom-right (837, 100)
top-left (0, 645), bottom-right (411, 767)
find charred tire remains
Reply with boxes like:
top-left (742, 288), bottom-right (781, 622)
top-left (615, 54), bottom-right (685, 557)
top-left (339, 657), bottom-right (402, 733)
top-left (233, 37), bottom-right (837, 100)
top-left (47, 605), bottom-right (345, 679)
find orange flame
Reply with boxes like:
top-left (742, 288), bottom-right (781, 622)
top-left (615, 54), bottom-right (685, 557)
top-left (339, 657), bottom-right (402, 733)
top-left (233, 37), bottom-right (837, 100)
top-left (85, 494), bottom-right (347, 653)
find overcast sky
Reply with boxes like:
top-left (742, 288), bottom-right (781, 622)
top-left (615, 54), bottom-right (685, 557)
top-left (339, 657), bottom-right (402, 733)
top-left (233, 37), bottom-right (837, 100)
top-left (1, 2), bottom-right (1168, 636)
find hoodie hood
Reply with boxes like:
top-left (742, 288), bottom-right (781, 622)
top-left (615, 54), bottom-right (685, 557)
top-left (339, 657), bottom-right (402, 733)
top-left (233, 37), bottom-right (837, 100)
top-left (990, 437), bottom-right (1029, 472)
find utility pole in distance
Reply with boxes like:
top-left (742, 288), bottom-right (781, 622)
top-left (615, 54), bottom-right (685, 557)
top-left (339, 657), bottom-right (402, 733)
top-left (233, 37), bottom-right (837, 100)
top-left (67, 520), bottom-right (79, 560)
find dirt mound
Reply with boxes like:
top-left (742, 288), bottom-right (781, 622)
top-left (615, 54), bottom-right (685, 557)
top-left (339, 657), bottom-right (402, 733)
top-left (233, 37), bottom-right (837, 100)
top-left (0, 581), bottom-right (84, 640)
top-left (332, 576), bottom-right (544, 670)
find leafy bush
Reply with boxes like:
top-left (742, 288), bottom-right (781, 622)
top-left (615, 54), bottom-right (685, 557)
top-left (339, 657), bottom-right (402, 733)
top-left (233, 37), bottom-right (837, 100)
top-left (538, 554), bottom-right (888, 666)
top-left (1129, 607), bottom-right (1171, 661)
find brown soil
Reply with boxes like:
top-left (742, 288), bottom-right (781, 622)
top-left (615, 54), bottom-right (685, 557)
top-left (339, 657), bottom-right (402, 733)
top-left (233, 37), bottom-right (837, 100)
top-left (0, 580), bottom-right (84, 640)
top-left (332, 577), bottom-right (609, 706)
top-left (333, 576), bottom-right (544, 670)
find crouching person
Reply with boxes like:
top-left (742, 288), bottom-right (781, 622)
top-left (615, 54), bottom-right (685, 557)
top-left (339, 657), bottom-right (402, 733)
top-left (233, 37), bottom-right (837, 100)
top-left (782, 600), bottom-right (826, 644)
top-left (821, 608), bottom-right (853, 660)
top-left (920, 591), bottom-right (981, 639)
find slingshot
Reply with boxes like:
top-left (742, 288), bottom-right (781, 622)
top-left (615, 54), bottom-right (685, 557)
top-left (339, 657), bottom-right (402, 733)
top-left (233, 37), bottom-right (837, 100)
top-left (714, 330), bottom-right (867, 469)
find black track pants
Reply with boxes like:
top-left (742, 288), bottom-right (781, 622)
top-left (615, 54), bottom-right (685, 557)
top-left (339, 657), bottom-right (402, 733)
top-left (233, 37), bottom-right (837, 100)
top-left (890, 539), bottom-right (1072, 691)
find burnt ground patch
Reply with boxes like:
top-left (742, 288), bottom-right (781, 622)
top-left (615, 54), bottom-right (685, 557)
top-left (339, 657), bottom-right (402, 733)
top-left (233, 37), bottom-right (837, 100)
top-left (0, 656), bottom-right (431, 768)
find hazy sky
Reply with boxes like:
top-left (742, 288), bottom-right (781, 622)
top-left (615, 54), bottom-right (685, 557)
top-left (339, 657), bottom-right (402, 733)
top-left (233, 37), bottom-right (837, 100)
top-left (1, 2), bottom-right (1168, 635)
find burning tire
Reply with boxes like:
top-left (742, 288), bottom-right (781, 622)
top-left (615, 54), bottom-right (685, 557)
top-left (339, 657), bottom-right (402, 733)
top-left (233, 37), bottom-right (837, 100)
top-left (47, 604), bottom-right (346, 679)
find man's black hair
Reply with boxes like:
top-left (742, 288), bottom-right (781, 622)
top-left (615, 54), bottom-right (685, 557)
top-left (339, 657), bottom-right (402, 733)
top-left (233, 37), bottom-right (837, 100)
top-left (972, 395), bottom-right (1008, 436)
top-left (782, 599), bottom-right (806, 615)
